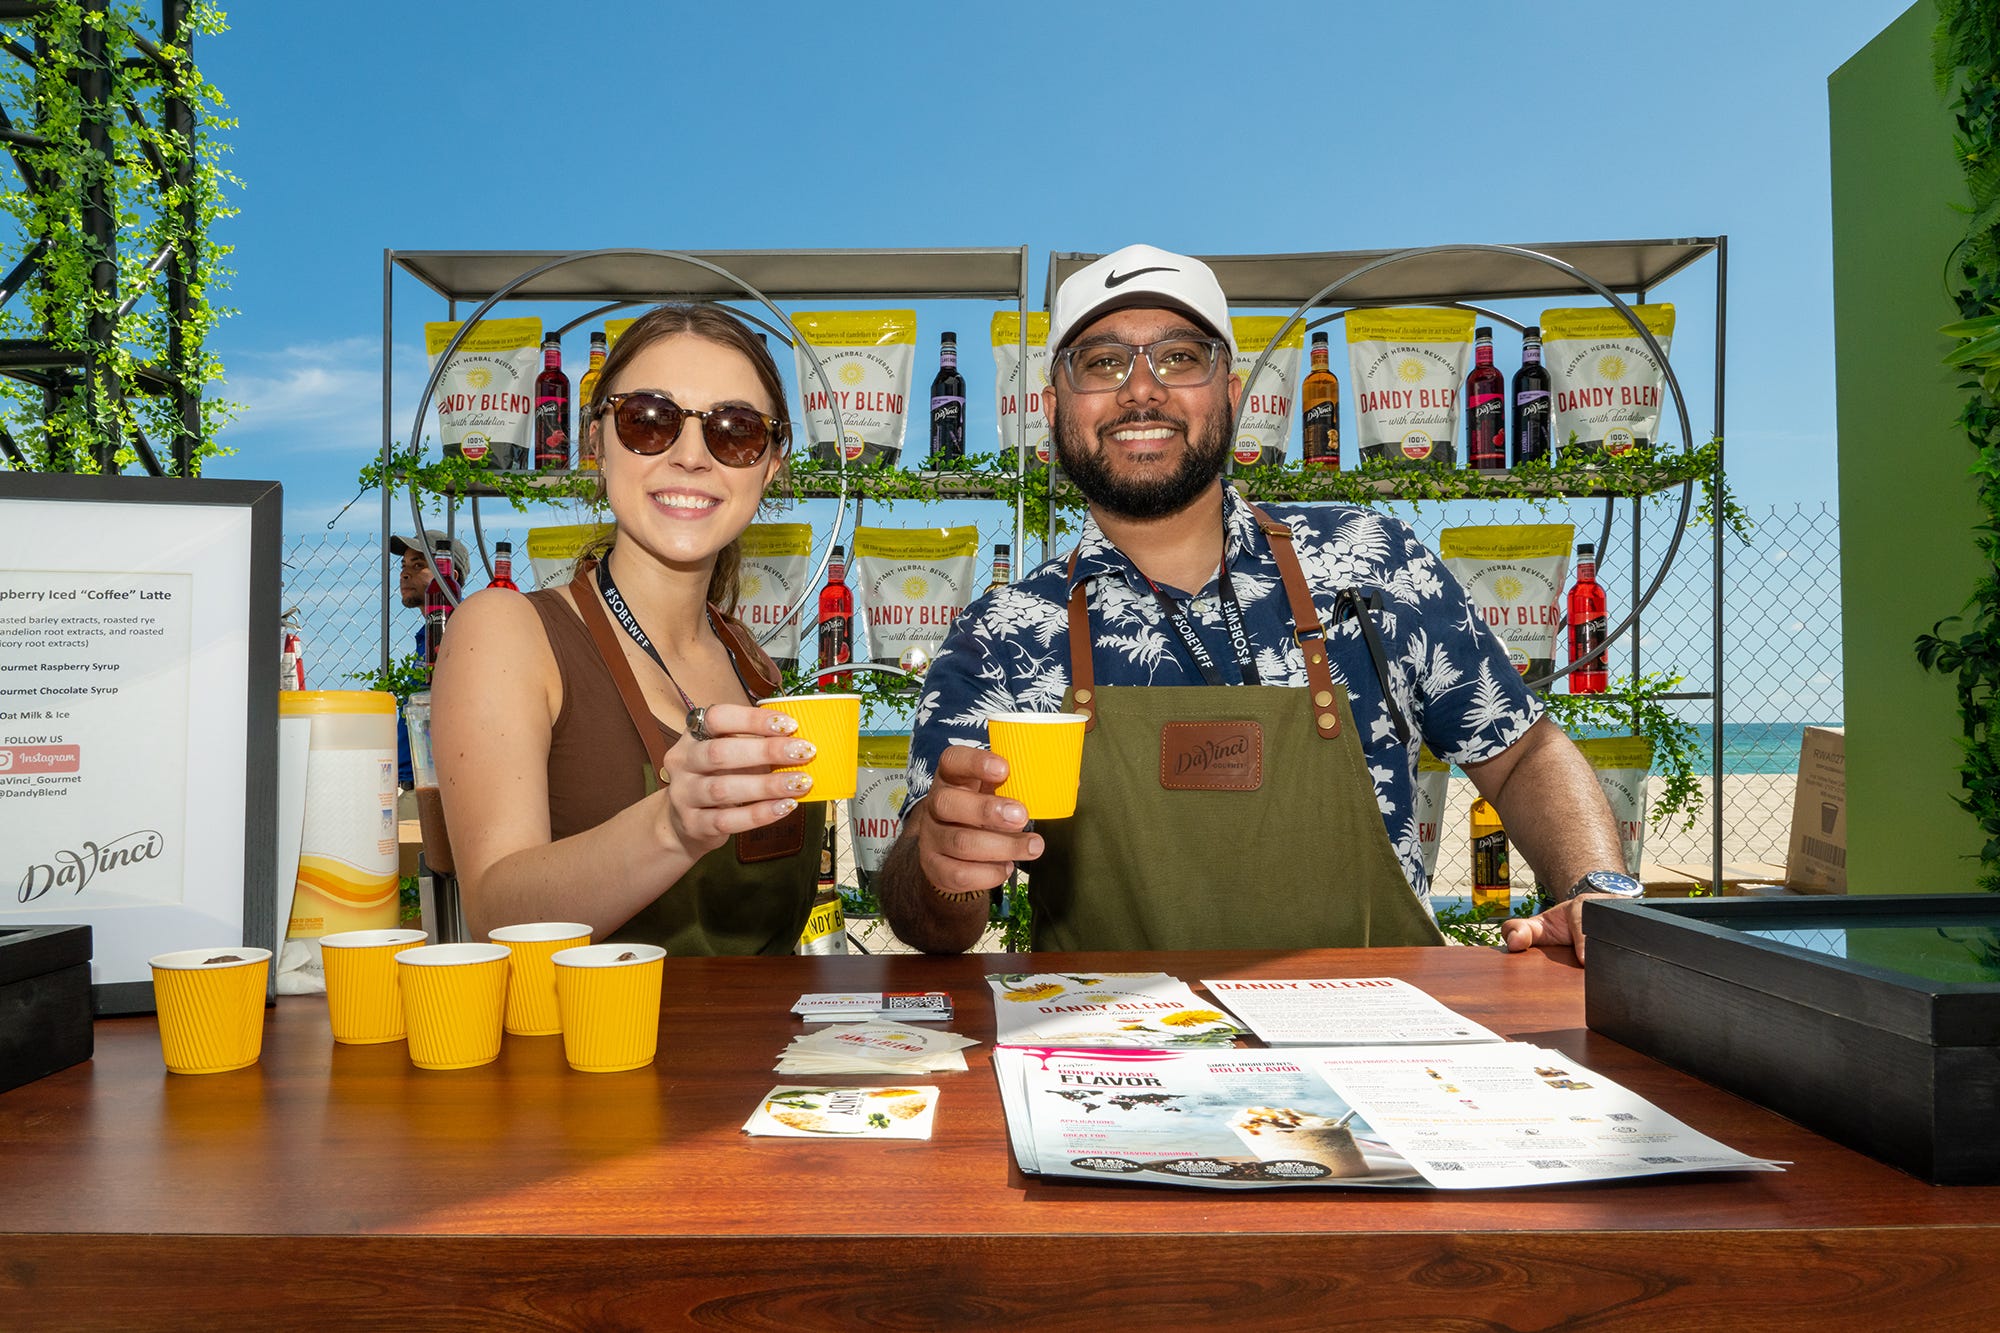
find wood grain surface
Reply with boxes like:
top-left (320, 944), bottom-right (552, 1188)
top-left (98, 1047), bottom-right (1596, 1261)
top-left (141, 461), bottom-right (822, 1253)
top-left (2, 946), bottom-right (1995, 1330)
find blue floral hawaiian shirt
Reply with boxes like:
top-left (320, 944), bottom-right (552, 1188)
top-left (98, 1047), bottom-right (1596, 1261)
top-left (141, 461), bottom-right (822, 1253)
top-left (901, 484), bottom-right (1544, 900)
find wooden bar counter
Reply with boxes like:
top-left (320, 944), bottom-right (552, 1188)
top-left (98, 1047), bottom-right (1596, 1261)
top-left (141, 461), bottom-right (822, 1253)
top-left (3, 945), bottom-right (1995, 1329)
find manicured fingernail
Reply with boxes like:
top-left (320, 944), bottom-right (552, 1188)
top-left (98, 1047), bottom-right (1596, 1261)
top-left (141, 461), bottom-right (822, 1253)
top-left (787, 741), bottom-right (816, 761)
top-left (1027, 835), bottom-right (1044, 857)
top-left (771, 715), bottom-right (797, 734)
top-left (775, 798), bottom-right (798, 815)
top-left (1002, 803), bottom-right (1026, 825)
top-left (786, 774), bottom-right (813, 793)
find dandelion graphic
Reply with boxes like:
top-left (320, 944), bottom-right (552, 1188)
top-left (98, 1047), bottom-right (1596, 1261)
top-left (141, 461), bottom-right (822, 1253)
top-left (1396, 358), bottom-right (1425, 384)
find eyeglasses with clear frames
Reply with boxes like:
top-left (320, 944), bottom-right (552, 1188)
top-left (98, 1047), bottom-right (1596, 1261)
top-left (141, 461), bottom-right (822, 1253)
top-left (1054, 336), bottom-right (1230, 394)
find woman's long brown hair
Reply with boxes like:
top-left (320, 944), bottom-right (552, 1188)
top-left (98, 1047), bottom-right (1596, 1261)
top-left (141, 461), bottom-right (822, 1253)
top-left (583, 304), bottom-right (790, 612)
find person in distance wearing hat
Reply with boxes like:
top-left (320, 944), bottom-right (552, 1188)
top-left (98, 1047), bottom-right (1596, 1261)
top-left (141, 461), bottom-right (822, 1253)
top-left (877, 244), bottom-right (1634, 961)
top-left (388, 529), bottom-right (468, 789)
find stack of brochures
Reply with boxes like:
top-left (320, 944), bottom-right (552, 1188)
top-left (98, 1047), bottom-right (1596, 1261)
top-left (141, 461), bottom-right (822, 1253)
top-left (777, 1020), bottom-right (978, 1075)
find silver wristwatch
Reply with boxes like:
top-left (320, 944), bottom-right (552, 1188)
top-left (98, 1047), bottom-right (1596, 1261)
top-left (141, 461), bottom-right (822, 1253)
top-left (1568, 870), bottom-right (1643, 900)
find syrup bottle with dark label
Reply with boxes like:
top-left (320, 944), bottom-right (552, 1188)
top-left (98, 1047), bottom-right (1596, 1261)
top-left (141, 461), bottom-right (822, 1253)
top-left (1301, 331), bottom-right (1340, 467)
top-left (1567, 542), bottom-right (1608, 694)
top-left (422, 545), bottom-right (458, 671)
top-left (817, 545), bottom-right (853, 689)
top-left (1465, 326), bottom-right (1506, 470)
top-left (1512, 325), bottom-right (1552, 465)
top-left (486, 541), bottom-right (519, 593)
top-left (1471, 798), bottom-right (1510, 912)
top-left (929, 332), bottom-right (966, 465)
top-left (533, 335), bottom-right (571, 470)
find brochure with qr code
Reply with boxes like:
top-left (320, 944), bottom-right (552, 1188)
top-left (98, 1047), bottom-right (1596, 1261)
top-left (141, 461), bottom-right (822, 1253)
top-left (993, 1043), bottom-right (1783, 1190)
top-left (986, 972), bottom-right (1248, 1048)
top-left (792, 992), bottom-right (953, 1022)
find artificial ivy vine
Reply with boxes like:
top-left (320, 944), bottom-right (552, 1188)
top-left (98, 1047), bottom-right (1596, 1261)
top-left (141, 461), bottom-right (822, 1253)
top-left (0, 1), bottom-right (238, 474)
top-left (1914, 0), bottom-right (2000, 891)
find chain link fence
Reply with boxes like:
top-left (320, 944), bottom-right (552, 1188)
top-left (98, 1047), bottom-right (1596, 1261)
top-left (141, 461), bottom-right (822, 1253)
top-left (288, 497), bottom-right (1843, 896)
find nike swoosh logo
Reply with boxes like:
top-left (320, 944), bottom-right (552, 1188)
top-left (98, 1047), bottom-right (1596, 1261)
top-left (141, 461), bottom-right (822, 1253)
top-left (1103, 266), bottom-right (1177, 288)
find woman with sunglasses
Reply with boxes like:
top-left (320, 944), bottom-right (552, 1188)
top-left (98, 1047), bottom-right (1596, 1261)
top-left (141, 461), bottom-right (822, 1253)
top-left (433, 303), bottom-right (823, 953)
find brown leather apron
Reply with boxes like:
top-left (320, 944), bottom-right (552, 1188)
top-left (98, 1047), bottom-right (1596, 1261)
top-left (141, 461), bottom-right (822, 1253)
top-left (570, 557), bottom-right (820, 956)
top-left (1030, 507), bottom-right (1445, 952)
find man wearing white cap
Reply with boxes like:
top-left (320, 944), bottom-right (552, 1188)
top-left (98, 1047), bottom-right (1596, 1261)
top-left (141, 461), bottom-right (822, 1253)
top-left (878, 244), bottom-right (1632, 960)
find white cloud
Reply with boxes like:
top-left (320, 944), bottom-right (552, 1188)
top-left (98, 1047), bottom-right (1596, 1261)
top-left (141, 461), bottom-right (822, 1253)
top-left (217, 337), bottom-right (430, 453)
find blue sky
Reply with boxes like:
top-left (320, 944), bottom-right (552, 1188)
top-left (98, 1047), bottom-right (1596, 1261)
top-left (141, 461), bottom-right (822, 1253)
top-left (195, 0), bottom-right (1918, 534)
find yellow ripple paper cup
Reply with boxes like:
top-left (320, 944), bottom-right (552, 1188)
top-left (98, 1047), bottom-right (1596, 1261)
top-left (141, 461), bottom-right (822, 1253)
top-left (988, 712), bottom-right (1088, 820)
top-left (552, 944), bottom-right (666, 1073)
top-left (488, 921), bottom-right (592, 1036)
top-left (396, 943), bottom-right (510, 1070)
top-left (149, 947), bottom-right (272, 1075)
top-left (757, 693), bottom-right (861, 801)
top-left (319, 928), bottom-right (427, 1044)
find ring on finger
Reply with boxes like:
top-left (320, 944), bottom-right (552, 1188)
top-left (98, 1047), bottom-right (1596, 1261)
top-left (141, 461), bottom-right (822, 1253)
top-left (685, 706), bottom-right (713, 742)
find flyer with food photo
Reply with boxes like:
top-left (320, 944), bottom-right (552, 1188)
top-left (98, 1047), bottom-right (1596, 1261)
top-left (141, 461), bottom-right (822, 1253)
top-left (743, 1085), bottom-right (939, 1140)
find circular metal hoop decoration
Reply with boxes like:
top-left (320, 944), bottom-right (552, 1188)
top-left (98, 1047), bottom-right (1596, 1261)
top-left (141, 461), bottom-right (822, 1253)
top-left (401, 248), bottom-right (851, 637)
top-left (1228, 243), bottom-right (1700, 690)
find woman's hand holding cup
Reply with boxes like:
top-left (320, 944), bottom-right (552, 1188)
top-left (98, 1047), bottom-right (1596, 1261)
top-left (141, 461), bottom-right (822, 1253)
top-left (656, 702), bottom-right (815, 856)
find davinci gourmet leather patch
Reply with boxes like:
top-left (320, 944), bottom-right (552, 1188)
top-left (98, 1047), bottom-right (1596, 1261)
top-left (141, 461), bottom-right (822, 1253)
top-left (1160, 722), bottom-right (1263, 792)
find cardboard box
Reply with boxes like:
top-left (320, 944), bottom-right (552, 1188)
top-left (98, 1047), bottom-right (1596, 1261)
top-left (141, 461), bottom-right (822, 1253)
top-left (1785, 726), bottom-right (1847, 893)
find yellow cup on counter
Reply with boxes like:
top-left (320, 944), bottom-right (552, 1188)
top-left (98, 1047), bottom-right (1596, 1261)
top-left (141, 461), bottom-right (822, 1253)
top-left (149, 947), bottom-right (272, 1075)
top-left (319, 928), bottom-right (427, 1044)
top-left (552, 944), bottom-right (666, 1073)
top-left (488, 922), bottom-right (592, 1036)
top-left (988, 712), bottom-right (1088, 820)
top-left (757, 693), bottom-right (861, 800)
top-left (396, 943), bottom-right (510, 1070)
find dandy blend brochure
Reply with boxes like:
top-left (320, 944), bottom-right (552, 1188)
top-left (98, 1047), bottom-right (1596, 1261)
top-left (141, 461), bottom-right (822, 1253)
top-left (993, 1045), bottom-right (1785, 1190)
top-left (986, 972), bottom-right (1249, 1048)
top-left (1201, 977), bottom-right (1503, 1046)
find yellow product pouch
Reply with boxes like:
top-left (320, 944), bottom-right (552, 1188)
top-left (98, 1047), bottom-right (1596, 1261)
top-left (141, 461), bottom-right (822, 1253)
top-left (850, 525), bottom-right (980, 668)
top-left (604, 316), bottom-right (636, 348)
top-left (991, 311), bottom-right (1053, 465)
top-left (1230, 316), bottom-right (1306, 467)
top-left (792, 310), bottom-right (918, 464)
top-left (425, 317), bottom-right (543, 469)
top-left (1573, 735), bottom-right (1655, 875)
top-left (523, 522), bottom-right (616, 590)
top-left (737, 522), bottom-right (815, 669)
top-left (1540, 303), bottom-right (1676, 456)
top-left (1412, 744), bottom-right (1452, 881)
top-left (1439, 524), bottom-right (1576, 681)
top-left (851, 733), bottom-right (913, 886)
top-left (1346, 308), bottom-right (1476, 466)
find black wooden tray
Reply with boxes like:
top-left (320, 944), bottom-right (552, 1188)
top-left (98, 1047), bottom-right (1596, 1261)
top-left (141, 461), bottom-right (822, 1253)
top-left (1584, 894), bottom-right (2000, 1183)
top-left (0, 924), bottom-right (93, 1095)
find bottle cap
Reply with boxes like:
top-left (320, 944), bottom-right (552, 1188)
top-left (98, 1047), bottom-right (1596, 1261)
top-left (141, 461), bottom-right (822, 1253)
top-left (1577, 542), bottom-right (1595, 556)
top-left (1523, 325), bottom-right (1541, 338)
top-left (1311, 331), bottom-right (1328, 345)
top-left (995, 543), bottom-right (1009, 557)
top-left (543, 334), bottom-right (558, 346)
top-left (590, 331), bottom-right (606, 346)
top-left (1475, 326), bottom-right (1493, 338)
top-left (495, 541), bottom-right (511, 555)
top-left (941, 331), bottom-right (956, 343)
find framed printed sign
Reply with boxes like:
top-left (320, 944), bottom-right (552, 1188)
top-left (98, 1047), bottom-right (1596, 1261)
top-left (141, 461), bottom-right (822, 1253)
top-left (0, 472), bottom-right (280, 1014)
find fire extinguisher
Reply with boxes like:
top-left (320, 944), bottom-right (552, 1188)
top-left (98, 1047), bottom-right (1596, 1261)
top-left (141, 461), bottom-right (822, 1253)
top-left (280, 608), bottom-right (305, 691)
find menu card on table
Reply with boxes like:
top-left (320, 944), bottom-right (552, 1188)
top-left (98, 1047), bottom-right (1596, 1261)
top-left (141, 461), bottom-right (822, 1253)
top-left (994, 1044), bottom-right (1784, 1190)
top-left (1201, 977), bottom-right (1502, 1046)
top-left (987, 972), bottom-right (1248, 1049)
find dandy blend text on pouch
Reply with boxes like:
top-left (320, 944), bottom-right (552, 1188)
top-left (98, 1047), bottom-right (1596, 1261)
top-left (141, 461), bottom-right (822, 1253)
top-left (1542, 304), bottom-right (1676, 456)
top-left (792, 310), bottom-right (917, 466)
top-left (1230, 316), bottom-right (1304, 468)
top-left (1347, 309), bottom-right (1475, 466)
top-left (1440, 524), bottom-right (1575, 681)
top-left (426, 318), bottom-right (542, 470)
top-left (991, 312), bottom-right (1052, 468)
top-left (736, 523), bottom-right (813, 671)
top-left (851, 526), bottom-right (978, 668)
top-left (850, 734), bottom-right (910, 891)
top-left (1575, 735), bottom-right (1654, 876)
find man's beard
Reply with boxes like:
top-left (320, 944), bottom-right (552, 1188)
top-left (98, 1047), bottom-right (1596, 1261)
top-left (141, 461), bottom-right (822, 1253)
top-left (1051, 396), bottom-right (1233, 521)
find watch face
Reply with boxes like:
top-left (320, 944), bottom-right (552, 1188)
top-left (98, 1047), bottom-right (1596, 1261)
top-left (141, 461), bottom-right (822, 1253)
top-left (1584, 871), bottom-right (1644, 899)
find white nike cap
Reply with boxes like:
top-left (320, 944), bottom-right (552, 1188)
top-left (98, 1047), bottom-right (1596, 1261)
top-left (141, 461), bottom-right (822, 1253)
top-left (1047, 244), bottom-right (1236, 359)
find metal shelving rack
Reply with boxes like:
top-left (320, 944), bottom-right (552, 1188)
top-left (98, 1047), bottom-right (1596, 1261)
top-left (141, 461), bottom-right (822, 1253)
top-left (377, 243), bottom-right (1034, 664)
top-left (1046, 238), bottom-right (1730, 883)
top-left (378, 237), bottom-right (1730, 883)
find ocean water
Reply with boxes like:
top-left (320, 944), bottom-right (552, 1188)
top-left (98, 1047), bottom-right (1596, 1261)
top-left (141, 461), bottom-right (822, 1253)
top-left (1562, 722), bottom-right (1838, 776)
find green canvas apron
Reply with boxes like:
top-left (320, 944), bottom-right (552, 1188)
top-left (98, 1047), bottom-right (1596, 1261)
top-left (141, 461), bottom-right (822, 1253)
top-left (1031, 506), bottom-right (1445, 953)
top-left (573, 559), bottom-right (820, 956)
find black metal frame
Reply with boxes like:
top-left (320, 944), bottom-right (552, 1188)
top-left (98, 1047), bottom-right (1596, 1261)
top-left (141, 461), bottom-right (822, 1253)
top-left (0, 0), bottom-right (204, 476)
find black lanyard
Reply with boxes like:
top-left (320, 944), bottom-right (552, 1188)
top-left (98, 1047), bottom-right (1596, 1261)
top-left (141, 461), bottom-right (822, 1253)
top-left (1142, 560), bottom-right (1261, 687)
top-left (595, 556), bottom-right (755, 715)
